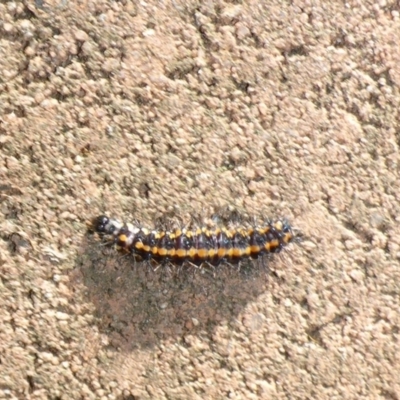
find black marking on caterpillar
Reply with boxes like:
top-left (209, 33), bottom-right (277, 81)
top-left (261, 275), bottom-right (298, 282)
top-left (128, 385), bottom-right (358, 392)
top-left (88, 214), bottom-right (295, 268)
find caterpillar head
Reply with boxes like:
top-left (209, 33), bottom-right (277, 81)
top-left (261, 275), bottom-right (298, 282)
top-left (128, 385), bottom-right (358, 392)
top-left (89, 215), bottom-right (123, 235)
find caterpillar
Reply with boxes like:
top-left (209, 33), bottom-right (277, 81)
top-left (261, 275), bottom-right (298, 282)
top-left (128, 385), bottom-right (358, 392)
top-left (89, 214), bottom-right (295, 267)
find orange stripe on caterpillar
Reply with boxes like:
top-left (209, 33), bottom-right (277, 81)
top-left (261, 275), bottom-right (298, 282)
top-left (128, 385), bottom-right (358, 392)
top-left (89, 215), bottom-right (294, 266)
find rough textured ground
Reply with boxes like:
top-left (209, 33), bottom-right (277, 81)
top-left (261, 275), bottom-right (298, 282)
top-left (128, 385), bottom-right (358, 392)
top-left (1, 0), bottom-right (400, 399)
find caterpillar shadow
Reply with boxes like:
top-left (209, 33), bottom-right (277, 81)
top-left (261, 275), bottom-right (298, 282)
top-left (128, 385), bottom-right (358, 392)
top-left (72, 236), bottom-right (282, 351)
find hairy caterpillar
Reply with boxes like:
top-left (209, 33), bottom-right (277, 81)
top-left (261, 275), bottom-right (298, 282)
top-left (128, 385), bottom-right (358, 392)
top-left (89, 214), bottom-right (294, 267)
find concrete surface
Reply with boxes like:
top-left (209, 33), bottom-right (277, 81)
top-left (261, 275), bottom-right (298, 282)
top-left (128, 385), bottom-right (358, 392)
top-left (1, 0), bottom-right (400, 399)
